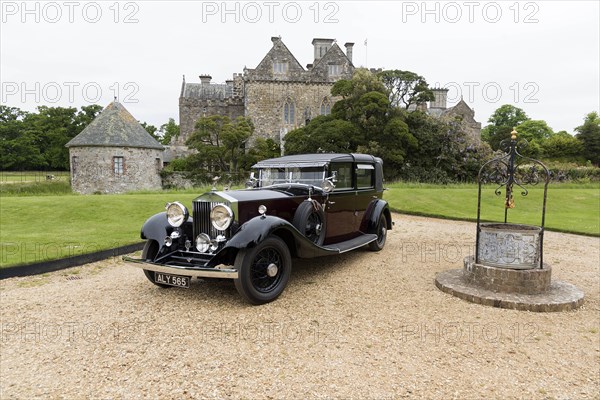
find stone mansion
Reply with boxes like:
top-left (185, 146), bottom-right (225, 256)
top-left (173, 36), bottom-right (480, 154)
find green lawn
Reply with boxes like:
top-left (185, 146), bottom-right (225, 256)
top-left (0, 191), bottom-right (202, 268)
top-left (1, 183), bottom-right (598, 268)
top-left (385, 182), bottom-right (600, 236)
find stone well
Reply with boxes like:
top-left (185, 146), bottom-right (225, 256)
top-left (435, 128), bottom-right (584, 312)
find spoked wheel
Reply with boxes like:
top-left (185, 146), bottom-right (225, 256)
top-left (141, 240), bottom-right (170, 288)
top-left (234, 236), bottom-right (291, 305)
top-left (368, 213), bottom-right (388, 252)
top-left (293, 200), bottom-right (326, 245)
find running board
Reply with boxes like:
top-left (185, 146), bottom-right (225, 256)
top-left (323, 234), bottom-right (378, 253)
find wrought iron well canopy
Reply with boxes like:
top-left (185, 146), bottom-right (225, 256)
top-left (475, 128), bottom-right (551, 269)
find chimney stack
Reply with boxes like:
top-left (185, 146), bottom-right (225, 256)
top-left (199, 75), bottom-right (212, 85)
top-left (430, 88), bottom-right (449, 109)
top-left (312, 38), bottom-right (334, 61)
top-left (344, 42), bottom-right (354, 63)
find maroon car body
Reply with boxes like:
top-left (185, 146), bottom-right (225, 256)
top-left (124, 153), bottom-right (392, 304)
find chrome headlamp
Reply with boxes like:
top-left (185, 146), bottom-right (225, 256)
top-left (165, 202), bottom-right (189, 227)
top-left (210, 204), bottom-right (234, 231)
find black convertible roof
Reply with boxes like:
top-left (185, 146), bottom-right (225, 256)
top-left (253, 153), bottom-right (381, 168)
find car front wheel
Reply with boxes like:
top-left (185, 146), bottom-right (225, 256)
top-left (234, 236), bottom-right (291, 305)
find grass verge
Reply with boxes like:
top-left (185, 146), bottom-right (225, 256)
top-left (1, 182), bottom-right (597, 269)
top-left (385, 182), bottom-right (599, 236)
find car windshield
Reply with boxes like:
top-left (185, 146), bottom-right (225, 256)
top-left (259, 167), bottom-right (326, 187)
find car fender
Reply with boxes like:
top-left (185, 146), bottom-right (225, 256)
top-left (363, 199), bottom-right (392, 233)
top-left (223, 215), bottom-right (337, 258)
top-left (141, 212), bottom-right (193, 248)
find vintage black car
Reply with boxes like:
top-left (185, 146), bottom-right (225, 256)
top-left (124, 153), bottom-right (392, 304)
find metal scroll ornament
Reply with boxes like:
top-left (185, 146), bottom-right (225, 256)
top-left (475, 128), bottom-right (550, 269)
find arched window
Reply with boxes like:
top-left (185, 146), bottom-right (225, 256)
top-left (320, 98), bottom-right (331, 115)
top-left (284, 99), bottom-right (295, 124)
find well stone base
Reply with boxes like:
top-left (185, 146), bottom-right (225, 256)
top-left (435, 257), bottom-right (584, 312)
top-left (464, 256), bottom-right (551, 294)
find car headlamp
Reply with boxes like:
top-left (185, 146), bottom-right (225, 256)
top-left (165, 202), bottom-right (189, 227)
top-left (210, 204), bottom-right (233, 231)
top-left (196, 233), bottom-right (211, 253)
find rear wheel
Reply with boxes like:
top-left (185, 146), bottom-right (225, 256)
top-left (234, 236), bottom-right (291, 305)
top-left (368, 213), bottom-right (388, 252)
top-left (142, 241), bottom-right (170, 288)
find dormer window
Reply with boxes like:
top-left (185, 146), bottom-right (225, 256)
top-left (273, 62), bottom-right (288, 74)
top-left (328, 64), bottom-right (341, 76)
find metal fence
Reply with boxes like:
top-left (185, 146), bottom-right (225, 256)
top-left (0, 171), bottom-right (71, 184)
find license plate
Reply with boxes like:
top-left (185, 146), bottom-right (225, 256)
top-left (155, 273), bottom-right (190, 288)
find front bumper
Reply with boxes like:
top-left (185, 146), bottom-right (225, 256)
top-left (122, 256), bottom-right (239, 279)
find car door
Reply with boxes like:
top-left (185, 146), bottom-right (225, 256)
top-left (323, 162), bottom-right (357, 243)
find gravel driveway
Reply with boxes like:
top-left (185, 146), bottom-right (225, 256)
top-left (1, 214), bottom-right (598, 399)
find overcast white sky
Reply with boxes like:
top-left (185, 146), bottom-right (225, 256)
top-left (1, 0), bottom-right (598, 133)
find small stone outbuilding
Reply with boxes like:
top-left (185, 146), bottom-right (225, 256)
top-left (66, 101), bottom-right (164, 194)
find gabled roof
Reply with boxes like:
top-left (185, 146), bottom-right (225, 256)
top-left (247, 37), bottom-right (305, 78)
top-left (311, 42), bottom-right (353, 69)
top-left (66, 102), bottom-right (164, 150)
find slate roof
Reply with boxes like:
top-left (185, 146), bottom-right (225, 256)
top-left (182, 82), bottom-right (233, 99)
top-left (66, 102), bottom-right (164, 150)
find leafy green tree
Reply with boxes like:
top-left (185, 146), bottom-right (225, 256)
top-left (284, 115), bottom-right (360, 154)
top-left (140, 122), bottom-right (160, 142)
top-left (575, 111), bottom-right (600, 165)
top-left (515, 120), bottom-right (554, 142)
top-left (541, 131), bottom-right (583, 159)
top-left (243, 138), bottom-right (281, 170)
top-left (186, 115), bottom-right (254, 173)
top-left (378, 70), bottom-right (435, 109)
top-left (0, 104), bottom-right (101, 170)
top-left (159, 118), bottom-right (180, 145)
top-left (482, 105), bottom-right (529, 150)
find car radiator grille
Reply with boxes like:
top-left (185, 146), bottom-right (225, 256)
top-left (193, 201), bottom-right (231, 239)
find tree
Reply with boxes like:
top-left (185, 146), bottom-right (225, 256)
top-left (575, 112), bottom-right (600, 165)
top-left (159, 118), bottom-right (180, 145)
top-left (482, 105), bottom-right (529, 150)
top-left (140, 122), bottom-right (160, 142)
top-left (186, 115), bottom-right (254, 173)
top-left (514, 119), bottom-right (554, 158)
top-left (541, 131), bottom-right (583, 159)
top-left (378, 70), bottom-right (435, 109)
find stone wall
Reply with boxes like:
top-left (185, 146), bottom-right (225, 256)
top-left (244, 81), bottom-right (340, 144)
top-left (177, 96), bottom-right (245, 146)
top-left (69, 146), bottom-right (163, 194)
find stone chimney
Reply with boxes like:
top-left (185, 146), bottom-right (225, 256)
top-left (199, 75), bottom-right (212, 84)
top-left (312, 38), bottom-right (334, 61)
top-left (430, 88), bottom-right (449, 109)
top-left (271, 36), bottom-right (281, 43)
top-left (344, 42), bottom-right (354, 63)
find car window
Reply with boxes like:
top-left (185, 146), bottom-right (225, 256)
top-left (356, 164), bottom-right (374, 189)
top-left (331, 163), bottom-right (353, 190)
top-left (259, 167), bottom-right (325, 186)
